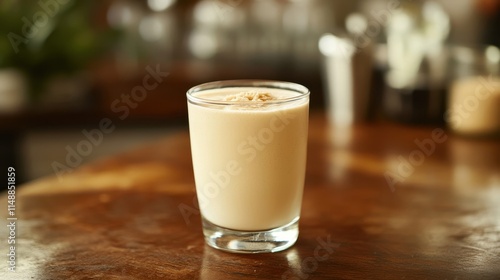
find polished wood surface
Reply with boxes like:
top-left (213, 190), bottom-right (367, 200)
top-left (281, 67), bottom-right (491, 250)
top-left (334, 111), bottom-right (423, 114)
top-left (1, 112), bottom-right (499, 279)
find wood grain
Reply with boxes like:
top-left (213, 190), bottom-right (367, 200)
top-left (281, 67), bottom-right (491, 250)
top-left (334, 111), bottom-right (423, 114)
top-left (1, 112), bottom-right (499, 279)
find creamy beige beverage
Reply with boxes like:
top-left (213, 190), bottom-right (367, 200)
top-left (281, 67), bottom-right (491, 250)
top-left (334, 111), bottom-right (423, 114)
top-left (188, 87), bottom-right (309, 231)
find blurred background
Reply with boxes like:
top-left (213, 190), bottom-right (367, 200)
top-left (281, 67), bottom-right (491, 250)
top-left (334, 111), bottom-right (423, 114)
top-left (0, 0), bottom-right (499, 183)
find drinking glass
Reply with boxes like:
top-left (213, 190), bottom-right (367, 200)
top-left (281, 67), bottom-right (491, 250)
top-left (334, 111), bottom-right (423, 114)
top-left (187, 80), bottom-right (309, 253)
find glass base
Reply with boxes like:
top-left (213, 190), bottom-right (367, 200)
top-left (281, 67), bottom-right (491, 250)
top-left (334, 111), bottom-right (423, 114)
top-left (202, 217), bottom-right (299, 253)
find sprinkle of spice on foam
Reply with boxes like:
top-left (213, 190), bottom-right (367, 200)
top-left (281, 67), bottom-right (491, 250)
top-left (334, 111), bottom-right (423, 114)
top-left (223, 92), bottom-right (276, 102)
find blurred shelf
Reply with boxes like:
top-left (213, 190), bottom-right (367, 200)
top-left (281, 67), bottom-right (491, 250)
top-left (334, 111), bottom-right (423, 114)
top-left (0, 57), bottom-right (325, 132)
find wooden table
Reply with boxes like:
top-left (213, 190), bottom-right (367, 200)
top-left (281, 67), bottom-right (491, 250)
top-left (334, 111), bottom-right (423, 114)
top-left (1, 112), bottom-right (499, 279)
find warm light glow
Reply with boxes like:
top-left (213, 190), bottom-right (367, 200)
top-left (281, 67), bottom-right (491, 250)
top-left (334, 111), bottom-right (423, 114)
top-left (193, 0), bottom-right (219, 26)
top-left (188, 29), bottom-right (218, 59)
top-left (147, 0), bottom-right (176, 12)
top-left (139, 15), bottom-right (166, 42)
top-left (346, 13), bottom-right (368, 35)
top-left (486, 45), bottom-right (500, 64)
top-left (318, 34), bottom-right (355, 57)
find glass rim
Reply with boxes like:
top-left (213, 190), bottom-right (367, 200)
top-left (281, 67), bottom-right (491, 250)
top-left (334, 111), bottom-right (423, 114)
top-left (186, 79), bottom-right (310, 106)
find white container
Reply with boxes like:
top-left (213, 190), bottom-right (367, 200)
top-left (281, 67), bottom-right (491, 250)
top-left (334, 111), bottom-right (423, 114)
top-left (319, 33), bottom-right (373, 126)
